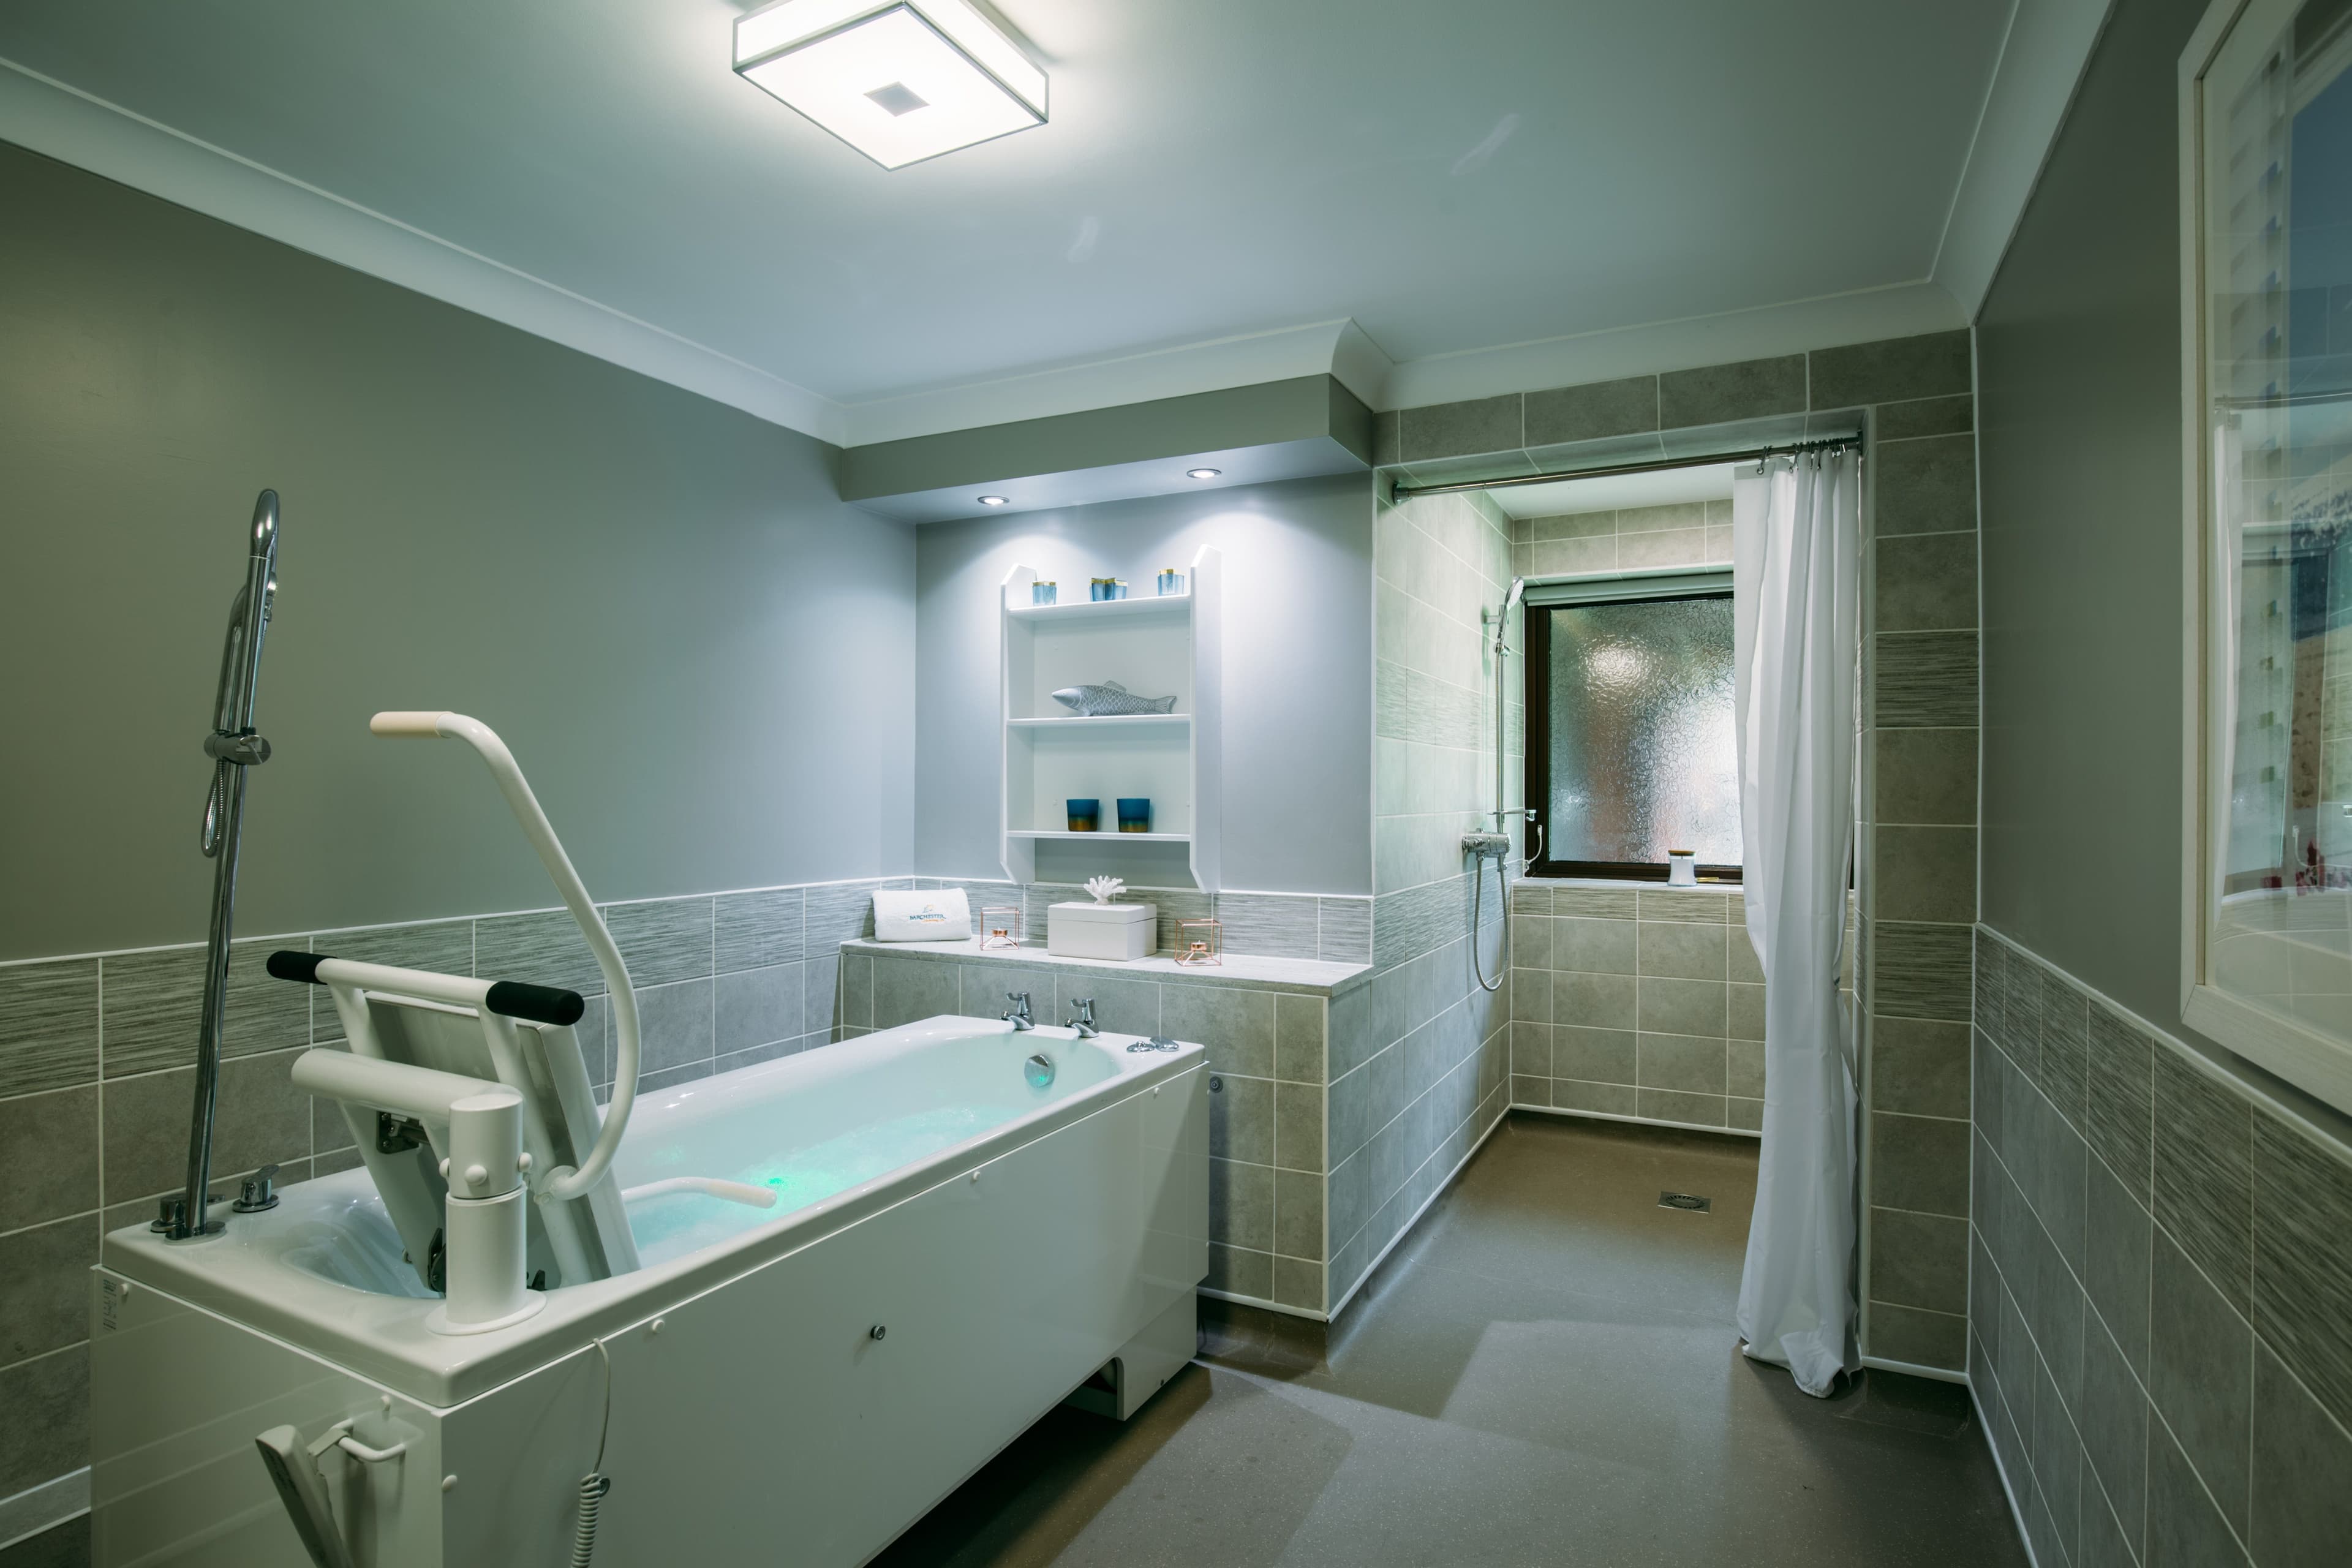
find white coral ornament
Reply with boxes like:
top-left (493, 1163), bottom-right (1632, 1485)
top-left (1085, 876), bottom-right (1126, 905)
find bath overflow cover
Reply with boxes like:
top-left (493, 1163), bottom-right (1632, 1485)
top-left (1024, 1053), bottom-right (1055, 1088)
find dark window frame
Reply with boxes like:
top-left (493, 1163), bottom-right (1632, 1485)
top-left (1522, 584), bottom-right (1744, 885)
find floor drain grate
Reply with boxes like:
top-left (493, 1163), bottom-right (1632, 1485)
top-left (1659, 1191), bottom-right (1711, 1213)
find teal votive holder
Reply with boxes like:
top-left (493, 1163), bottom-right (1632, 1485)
top-left (1117, 798), bottom-right (1152, 833)
top-left (1066, 798), bottom-right (1100, 832)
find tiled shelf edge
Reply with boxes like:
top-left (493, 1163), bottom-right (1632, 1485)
top-left (839, 937), bottom-right (1370, 997)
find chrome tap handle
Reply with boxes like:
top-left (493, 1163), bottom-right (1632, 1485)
top-left (1002, 992), bottom-right (1035, 1031)
top-left (1066, 998), bottom-right (1098, 1038)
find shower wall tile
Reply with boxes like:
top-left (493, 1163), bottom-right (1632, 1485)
top-left (99, 938), bottom-right (308, 1079)
top-left (1317, 897), bottom-right (1373, 965)
top-left (99, 1046), bottom-right (309, 1211)
top-left (1874, 631), bottom-right (1978, 728)
top-left (313, 919), bottom-right (472, 978)
top-left (1874, 727), bottom-right (1978, 824)
top-left (1874, 394), bottom-right (1974, 440)
top-left (1522, 375), bottom-right (1658, 445)
top-left (0, 960), bottom-right (99, 1097)
top-left (1873, 432), bottom-right (1978, 536)
top-left (1874, 532), bottom-right (1979, 633)
top-left (0, 1086), bottom-right (99, 1234)
top-left (1807, 330), bottom-right (1972, 406)
top-left (1213, 893), bottom-right (1320, 962)
top-left (1658, 354), bottom-right (1807, 426)
top-left (1396, 393), bottom-right (1521, 462)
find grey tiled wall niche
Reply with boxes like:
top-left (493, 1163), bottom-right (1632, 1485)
top-left (1970, 928), bottom-right (2352, 1567)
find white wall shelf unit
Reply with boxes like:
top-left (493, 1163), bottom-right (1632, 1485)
top-left (999, 548), bottom-right (1222, 891)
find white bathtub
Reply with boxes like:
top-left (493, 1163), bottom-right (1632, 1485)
top-left (89, 1016), bottom-right (1208, 1567)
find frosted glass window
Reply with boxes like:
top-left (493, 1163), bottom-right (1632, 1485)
top-left (1536, 594), bottom-right (1741, 873)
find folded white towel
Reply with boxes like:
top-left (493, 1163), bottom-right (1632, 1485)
top-left (872, 887), bottom-right (973, 943)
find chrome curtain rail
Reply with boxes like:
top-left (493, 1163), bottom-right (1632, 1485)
top-left (1387, 434), bottom-right (1863, 504)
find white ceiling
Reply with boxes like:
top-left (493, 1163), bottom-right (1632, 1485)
top-left (1494, 462), bottom-right (1738, 519)
top-left (0, 1), bottom-right (2108, 444)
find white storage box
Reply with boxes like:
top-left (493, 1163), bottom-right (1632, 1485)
top-left (1047, 901), bottom-right (1157, 961)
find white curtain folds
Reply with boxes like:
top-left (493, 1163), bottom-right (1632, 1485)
top-left (1730, 447), bottom-right (1861, 1397)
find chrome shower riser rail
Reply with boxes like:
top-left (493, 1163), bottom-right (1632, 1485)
top-left (172, 489), bottom-right (281, 1241)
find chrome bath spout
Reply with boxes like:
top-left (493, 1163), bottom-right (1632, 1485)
top-left (170, 490), bottom-right (281, 1241)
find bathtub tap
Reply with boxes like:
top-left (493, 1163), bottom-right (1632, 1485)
top-left (1003, 991), bottom-right (1035, 1031)
top-left (1065, 997), bottom-right (1099, 1038)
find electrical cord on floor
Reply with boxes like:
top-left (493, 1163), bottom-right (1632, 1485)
top-left (570, 1338), bottom-right (614, 1568)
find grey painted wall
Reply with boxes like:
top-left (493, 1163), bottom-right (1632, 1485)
top-left (0, 141), bottom-right (916, 961)
top-left (1973, 1), bottom-right (2352, 1562)
top-left (911, 474), bottom-right (1376, 896)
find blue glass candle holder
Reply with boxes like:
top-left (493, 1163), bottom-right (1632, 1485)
top-left (1117, 798), bottom-right (1152, 833)
top-left (1066, 798), bottom-right (1100, 832)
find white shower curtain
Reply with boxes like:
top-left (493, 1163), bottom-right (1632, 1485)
top-left (1730, 448), bottom-right (1861, 1398)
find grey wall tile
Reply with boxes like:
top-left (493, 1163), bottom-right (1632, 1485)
top-left (1523, 376), bottom-right (1657, 445)
top-left (1728, 1038), bottom-right (1764, 1098)
top-left (604, 899), bottom-right (712, 987)
top-left (2153, 1050), bottom-right (2253, 1313)
top-left (2144, 1421), bottom-right (2248, 1566)
top-left (1616, 529), bottom-right (1713, 570)
top-left (1275, 1082), bottom-right (1324, 1175)
top-left (1555, 1079), bottom-right (1637, 1116)
top-left (1205, 1242), bottom-right (1272, 1301)
top-left (1871, 1207), bottom-right (1968, 1313)
top-left (0, 960), bottom-right (97, 1096)
top-left (1874, 921), bottom-right (1973, 1022)
top-left (1875, 631), bottom-right (1979, 728)
top-left (1874, 728), bottom-right (1978, 825)
top-left (1273, 994), bottom-right (1325, 1084)
top-left (101, 1047), bottom-right (309, 1207)
top-left (1875, 532), bottom-right (1979, 631)
top-left (1553, 887), bottom-right (1640, 920)
top-left (1873, 433), bottom-right (1978, 537)
top-left (1726, 1095), bottom-right (1763, 1132)
top-left (2252, 1112), bottom-right (2352, 1431)
top-left (960, 962), bottom-right (1058, 1024)
top-left (715, 964), bottom-right (802, 1054)
top-left (631, 978), bottom-right (713, 1075)
top-left (314, 920), bottom-right (472, 977)
top-left (1077, 974), bottom-right (1161, 1038)
top-left (1553, 1025), bottom-right (1634, 1085)
top-left (1511, 915), bottom-right (1555, 972)
top-left (1165, 985), bottom-right (1276, 1079)
top-left (2149, 1232), bottom-right (2252, 1536)
top-left (1638, 1032), bottom-right (1725, 1093)
top-left (1214, 892), bottom-right (1319, 962)
top-left (1808, 331), bottom-right (1972, 406)
top-left (2086, 1005), bottom-right (2155, 1208)
top-left (1554, 916), bottom-right (1637, 974)
top-left (2038, 971), bottom-right (2089, 1131)
top-left (1376, 660), bottom-right (1483, 750)
top-left (100, 940), bottom-right (309, 1079)
top-left (0, 1346), bottom-right (86, 1497)
top-left (1555, 970), bottom-right (1637, 1031)
top-left (1510, 1020), bottom-right (1551, 1077)
top-left (1317, 897), bottom-right (1373, 965)
top-left (2029, 1350), bottom-right (2087, 1564)
top-left (2251, 1340), bottom-right (2352, 1566)
top-left (1397, 393), bottom-right (1521, 462)
top-left (1511, 968), bottom-right (1552, 1024)
top-left (0, 1214), bottom-right (97, 1364)
top-left (1329, 981), bottom-right (1378, 1079)
top-left (714, 889), bottom-right (804, 973)
top-left (1371, 875), bottom-right (1469, 971)
top-left (807, 880), bottom-right (886, 946)
top-left (1875, 394), bottom-right (1974, 440)
top-left (476, 910), bottom-right (605, 998)
top-left (1210, 1156), bottom-right (1273, 1253)
top-left (1636, 977), bottom-right (1726, 1037)
top-left (0, 1085), bottom-right (98, 1232)
top-left (1272, 1256), bottom-right (1323, 1314)
top-left (2079, 1310), bottom-right (2148, 1563)
top-left (1729, 983), bottom-right (1765, 1040)
top-left (1274, 1165), bottom-right (1323, 1261)
top-left (2084, 1155), bottom-right (2154, 1373)
top-left (869, 954), bottom-right (957, 1031)
top-left (1208, 1071), bottom-right (1273, 1165)
top-left (1869, 1302), bottom-right (1966, 1369)
top-left (1872, 827), bottom-right (1977, 923)
top-left (1636, 920), bottom-right (1727, 979)
top-left (1870, 1110), bottom-right (1969, 1215)
top-left (1637, 1088), bottom-right (1725, 1127)
top-left (1637, 889), bottom-right (1730, 923)
top-left (1658, 355), bottom-right (1807, 426)
top-left (1871, 1017), bottom-right (1969, 1118)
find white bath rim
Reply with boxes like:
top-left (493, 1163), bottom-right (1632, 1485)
top-left (97, 1016), bottom-right (1205, 1408)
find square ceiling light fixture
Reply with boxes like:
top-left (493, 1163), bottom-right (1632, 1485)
top-left (733, 0), bottom-right (1047, 170)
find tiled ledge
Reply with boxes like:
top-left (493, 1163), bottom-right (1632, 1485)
top-left (838, 937), bottom-right (1371, 997)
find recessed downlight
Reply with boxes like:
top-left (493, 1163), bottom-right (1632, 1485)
top-left (978, 495), bottom-right (1010, 507)
top-left (1186, 467), bottom-right (1222, 480)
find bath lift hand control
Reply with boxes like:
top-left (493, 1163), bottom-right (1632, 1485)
top-left (1003, 992), bottom-right (1035, 1031)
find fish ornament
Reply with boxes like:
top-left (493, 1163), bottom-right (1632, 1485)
top-left (1050, 680), bottom-right (1178, 718)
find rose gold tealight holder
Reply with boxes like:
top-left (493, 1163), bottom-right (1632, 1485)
top-left (1174, 916), bottom-right (1223, 966)
top-left (979, 906), bottom-right (1023, 950)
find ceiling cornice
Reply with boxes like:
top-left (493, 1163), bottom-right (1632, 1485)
top-left (0, 55), bottom-right (850, 443)
top-left (1929, 0), bottom-right (2117, 320)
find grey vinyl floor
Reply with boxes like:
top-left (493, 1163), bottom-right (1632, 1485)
top-left (872, 1112), bottom-right (2030, 1568)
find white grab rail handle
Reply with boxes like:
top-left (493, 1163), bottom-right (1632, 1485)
top-left (620, 1176), bottom-right (780, 1210)
top-left (369, 710), bottom-right (639, 1202)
